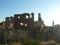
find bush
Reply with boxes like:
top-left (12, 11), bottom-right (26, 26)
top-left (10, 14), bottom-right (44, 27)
top-left (24, 38), bottom-right (39, 45)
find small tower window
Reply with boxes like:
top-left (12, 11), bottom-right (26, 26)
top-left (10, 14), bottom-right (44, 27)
top-left (18, 16), bottom-right (20, 19)
top-left (26, 15), bottom-right (29, 19)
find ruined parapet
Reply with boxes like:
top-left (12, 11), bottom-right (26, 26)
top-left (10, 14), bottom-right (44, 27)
top-left (5, 16), bottom-right (14, 25)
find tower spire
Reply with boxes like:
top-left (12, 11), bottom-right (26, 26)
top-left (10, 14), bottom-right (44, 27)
top-left (52, 21), bottom-right (55, 27)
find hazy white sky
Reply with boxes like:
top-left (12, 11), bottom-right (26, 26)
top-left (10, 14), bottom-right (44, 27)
top-left (0, 0), bottom-right (60, 26)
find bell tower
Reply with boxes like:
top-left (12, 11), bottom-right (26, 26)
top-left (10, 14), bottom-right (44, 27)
top-left (38, 13), bottom-right (42, 22)
top-left (52, 21), bottom-right (55, 27)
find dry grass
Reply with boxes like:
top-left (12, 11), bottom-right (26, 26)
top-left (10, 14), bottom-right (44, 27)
top-left (40, 41), bottom-right (46, 45)
top-left (56, 43), bottom-right (60, 45)
top-left (11, 42), bottom-right (22, 45)
top-left (40, 40), bottom-right (56, 45)
top-left (0, 42), bottom-right (23, 45)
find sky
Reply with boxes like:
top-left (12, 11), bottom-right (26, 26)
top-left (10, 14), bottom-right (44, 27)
top-left (0, 0), bottom-right (60, 26)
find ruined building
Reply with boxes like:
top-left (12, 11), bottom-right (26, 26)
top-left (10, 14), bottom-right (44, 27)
top-left (5, 13), bottom-right (44, 30)
top-left (5, 13), bottom-right (45, 39)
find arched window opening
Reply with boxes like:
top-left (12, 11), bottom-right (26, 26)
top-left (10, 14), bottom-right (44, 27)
top-left (20, 23), bottom-right (23, 26)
